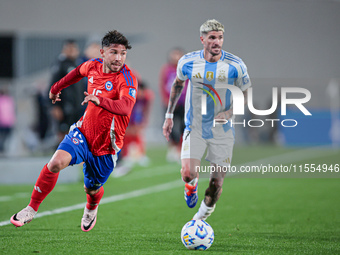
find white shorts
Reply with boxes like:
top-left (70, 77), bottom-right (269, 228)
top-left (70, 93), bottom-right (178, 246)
top-left (181, 129), bottom-right (235, 167)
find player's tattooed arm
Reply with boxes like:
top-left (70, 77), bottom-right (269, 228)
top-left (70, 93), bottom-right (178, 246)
top-left (166, 77), bottom-right (185, 114)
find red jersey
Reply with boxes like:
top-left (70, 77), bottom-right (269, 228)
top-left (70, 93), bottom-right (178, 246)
top-left (51, 58), bottom-right (138, 156)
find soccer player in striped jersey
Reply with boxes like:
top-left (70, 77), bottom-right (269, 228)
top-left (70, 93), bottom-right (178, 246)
top-left (163, 19), bottom-right (251, 220)
top-left (11, 30), bottom-right (138, 231)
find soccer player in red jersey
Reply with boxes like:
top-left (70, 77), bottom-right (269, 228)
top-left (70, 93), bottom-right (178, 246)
top-left (10, 30), bottom-right (138, 232)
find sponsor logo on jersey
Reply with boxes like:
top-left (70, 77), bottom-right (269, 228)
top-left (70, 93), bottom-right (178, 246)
top-left (105, 81), bottom-right (113, 91)
top-left (89, 76), bottom-right (94, 84)
top-left (129, 88), bottom-right (136, 98)
top-left (193, 72), bottom-right (202, 79)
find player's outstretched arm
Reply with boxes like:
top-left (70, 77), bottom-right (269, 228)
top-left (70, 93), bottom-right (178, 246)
top-left (49, 63), bottom-right (85, 103)
top-left (166, 77), bottom-right (186, 115)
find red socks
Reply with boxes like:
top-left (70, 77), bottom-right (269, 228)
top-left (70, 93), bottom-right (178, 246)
top-left (86, 186), bottom-right (104, 210)
top-left (28, 164), bottom-right (104, 212)
top-left (29, 164), bottom-right (59, 211)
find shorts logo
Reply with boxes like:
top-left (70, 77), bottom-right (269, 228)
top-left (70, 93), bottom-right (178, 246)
top-left (183, 143), bottom-right (189, 151)
top-left (72, 137), bottom-right (80, 145)
top-left (129, 88), bottom-right (136, 98)
top-left (105, 81), bottom-right (113, 91)
top-left (223, 158), bottom-right (231, 164)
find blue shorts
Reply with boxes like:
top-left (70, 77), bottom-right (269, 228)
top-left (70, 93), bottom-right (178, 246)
top-left (57, 126), bottom-right (119, 190)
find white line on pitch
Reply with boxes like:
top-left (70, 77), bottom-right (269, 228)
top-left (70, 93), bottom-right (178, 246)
top-left (1, 146), bottom-right (337, 226)
top-left (0, 179), bottom-right (185, 227)
top-left (0, 187), bottom-right (70, 203)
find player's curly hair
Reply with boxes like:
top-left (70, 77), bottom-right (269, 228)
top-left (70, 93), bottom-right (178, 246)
top-left (102, 30), bottom-right (132, 50)
top-left (200, 19), bottom-right (224, 36)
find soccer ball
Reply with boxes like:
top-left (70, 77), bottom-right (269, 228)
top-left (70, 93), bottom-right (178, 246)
top-left (181, 219), bottom-right (214, 250)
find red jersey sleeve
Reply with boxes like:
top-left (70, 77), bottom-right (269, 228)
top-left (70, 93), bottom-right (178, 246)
top-left (50, 60), bottom-right (96, 95)
top-left (78, 60), bottom-right (92, 76)
top-left (97, 96), bottom-right (134, 116)
top-left (50, 63), bottom-right (86, 94)
top-left (119, 66), bottom-right (138, 103)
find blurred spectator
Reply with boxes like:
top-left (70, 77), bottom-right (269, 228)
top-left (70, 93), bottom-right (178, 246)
top-left (80, 39), bottom-right (102, 114)
top-left (81, 40), bottom-right (102, 62)
top-left (0, 87), bottom-right (16, 153)
top-left (49, 39), bottom-right (83, 142)
top-left (34, 82), bottom-right (50, 142)
top-left (112, 81), bottom-right (154, 177)
top-left (159, 47), bottom-right (187, 162)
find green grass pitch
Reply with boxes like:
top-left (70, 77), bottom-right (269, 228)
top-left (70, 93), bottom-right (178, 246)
top-left (0, 145), bottom-right (339, 254)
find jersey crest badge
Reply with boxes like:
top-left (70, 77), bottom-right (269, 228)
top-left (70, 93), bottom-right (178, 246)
top-left (105, 81), bottom-right (113, 91)
top-left (206, 71), bottom-right (214, 82)
top-left (218, 70), bottom-right (226, 83)
top-left (129, 88), bottom-right (136, 98)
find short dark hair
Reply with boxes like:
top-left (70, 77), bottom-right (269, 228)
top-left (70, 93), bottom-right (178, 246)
top-left (63, 39), bottom-right (77, 46)
top-left (101, 30), bottom-right (132, 50)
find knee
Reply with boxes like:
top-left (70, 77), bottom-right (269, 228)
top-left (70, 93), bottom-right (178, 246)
top-left (181, 166), bottom-right (197, 182)
top-left (84, 186), bottom-right (99, 196)
top-left (47, 158), bottom-right (65, 173)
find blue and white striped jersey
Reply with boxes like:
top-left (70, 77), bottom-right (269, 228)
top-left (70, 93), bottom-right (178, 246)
top-left (177, 50), bottom-right (251, 139)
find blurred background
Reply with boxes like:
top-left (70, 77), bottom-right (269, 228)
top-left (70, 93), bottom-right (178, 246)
top-left (0, 0), bottom-right (339, 183)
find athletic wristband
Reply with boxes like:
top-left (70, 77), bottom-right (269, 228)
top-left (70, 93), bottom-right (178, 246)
top-left (165, 113), bottom-right (174, 119)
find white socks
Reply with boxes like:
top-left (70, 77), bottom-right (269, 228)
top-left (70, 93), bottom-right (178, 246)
top-left (193, 200), bottom-right (216, 220)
